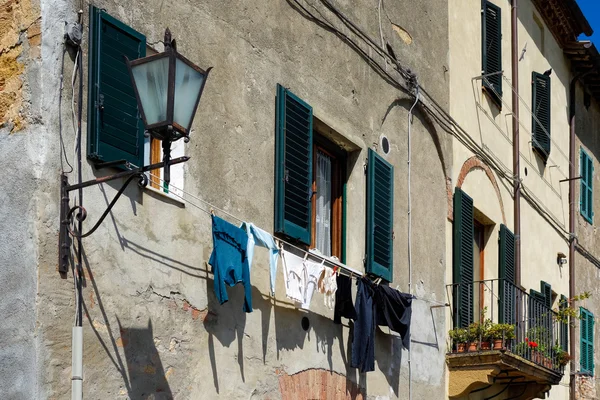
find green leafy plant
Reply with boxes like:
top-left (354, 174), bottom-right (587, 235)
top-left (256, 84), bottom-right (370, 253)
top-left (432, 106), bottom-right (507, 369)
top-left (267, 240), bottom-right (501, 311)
top-left (449, 327), bottom-right (468, 344)
top-left (467, 322), bottom-right (484, 342)
top-left (487, 323), bottom-right (515, 340)
top-left (554, 292), bottom-right (592, 324)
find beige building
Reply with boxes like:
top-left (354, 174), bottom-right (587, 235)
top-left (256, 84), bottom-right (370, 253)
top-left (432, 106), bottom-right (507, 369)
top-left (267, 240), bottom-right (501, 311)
top-left (447, 0), bottom-right (595, 399)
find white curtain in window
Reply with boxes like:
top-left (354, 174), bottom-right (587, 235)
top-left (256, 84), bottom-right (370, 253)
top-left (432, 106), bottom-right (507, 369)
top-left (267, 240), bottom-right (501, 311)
top-left (316, 150), bottom-right (332, 256)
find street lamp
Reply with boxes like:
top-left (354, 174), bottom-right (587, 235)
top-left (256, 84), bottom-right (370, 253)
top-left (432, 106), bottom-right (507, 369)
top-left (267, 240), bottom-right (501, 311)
top-left (126, 28), bottom-right (211, 184)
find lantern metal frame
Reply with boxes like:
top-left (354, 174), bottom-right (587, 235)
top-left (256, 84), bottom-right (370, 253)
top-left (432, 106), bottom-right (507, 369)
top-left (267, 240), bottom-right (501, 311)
top-left (125, 28), bottom-right (212, 143)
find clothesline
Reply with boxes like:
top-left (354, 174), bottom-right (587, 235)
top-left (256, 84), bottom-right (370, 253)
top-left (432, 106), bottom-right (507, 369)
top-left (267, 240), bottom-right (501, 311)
top-left (143, 171), bottom-right (364, 278)
top-left (142, 170), bottom-right (449, 308)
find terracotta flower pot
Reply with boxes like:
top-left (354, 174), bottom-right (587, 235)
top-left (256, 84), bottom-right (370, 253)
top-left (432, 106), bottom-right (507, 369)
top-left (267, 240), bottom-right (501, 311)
top-left (480, 341), bottom-right (491, 350)
top-left (456, 343), bottom-right (466, 353)
top-left (468, 342), bottom-right (478, 352)
top-left (493, 339), bottom-right (503, 350)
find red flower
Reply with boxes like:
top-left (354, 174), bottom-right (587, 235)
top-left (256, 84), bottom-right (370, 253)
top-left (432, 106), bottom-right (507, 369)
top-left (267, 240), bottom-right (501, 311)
top-left (525, 337), bottom-right (529, 342)
top-left (528, 341), bottom-right (538, 348)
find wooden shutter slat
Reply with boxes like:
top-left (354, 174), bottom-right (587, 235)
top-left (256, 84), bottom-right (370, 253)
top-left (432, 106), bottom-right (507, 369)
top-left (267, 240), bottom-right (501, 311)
top-left (482, 1), bottom-right (502, 103)
top-left (366, 149), bottom-right (394, 282)
top-left (499, 224), bottom-right (516, 324)
top-left (87, 6), bottom-right (146, 167)
top-left (274, 84), bottom-right (313, 244)
top-left (532, 72), bottom-right (551, 161)
top-left (453, 188), bottom-right (474, 328)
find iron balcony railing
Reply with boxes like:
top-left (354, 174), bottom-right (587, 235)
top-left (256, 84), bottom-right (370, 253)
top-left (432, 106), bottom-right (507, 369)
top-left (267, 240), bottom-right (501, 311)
top-left (447, 279), bottom-right (568, 373)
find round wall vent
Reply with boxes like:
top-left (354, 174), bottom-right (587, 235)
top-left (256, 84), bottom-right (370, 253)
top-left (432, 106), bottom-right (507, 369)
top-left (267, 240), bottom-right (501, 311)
top-left (381, 136), bottom-right (390, 154)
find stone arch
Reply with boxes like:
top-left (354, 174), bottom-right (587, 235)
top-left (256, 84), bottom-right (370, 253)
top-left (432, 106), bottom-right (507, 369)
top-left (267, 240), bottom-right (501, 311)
top-left (278, 369), bottom-right (364, 400)
top-left (451, 156), bottom-right (507, 225)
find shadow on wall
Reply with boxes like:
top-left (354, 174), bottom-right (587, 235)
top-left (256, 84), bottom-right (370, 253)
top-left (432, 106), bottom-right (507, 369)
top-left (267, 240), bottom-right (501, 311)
top-left (118, 319), bottom-right (174, 400)
top-left (80, 246), bottom-right (173, 400)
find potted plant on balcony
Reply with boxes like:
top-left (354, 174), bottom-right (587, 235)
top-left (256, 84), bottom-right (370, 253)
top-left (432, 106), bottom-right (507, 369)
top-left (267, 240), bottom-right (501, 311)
top-left (467, 322), bottom-right (483, 351)
top-left (488, 323), bottom-right (515, 349)
top-left (480, 319), bottom-right (493, 350)
top-left (448, 328), bottom-right (468, 353)
top-left (552, 345), bottom-right (571, 368)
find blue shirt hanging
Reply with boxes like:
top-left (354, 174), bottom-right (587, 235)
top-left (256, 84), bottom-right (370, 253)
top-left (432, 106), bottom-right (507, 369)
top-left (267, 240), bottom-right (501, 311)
top-left (209, 215), bottom-right (253, 312)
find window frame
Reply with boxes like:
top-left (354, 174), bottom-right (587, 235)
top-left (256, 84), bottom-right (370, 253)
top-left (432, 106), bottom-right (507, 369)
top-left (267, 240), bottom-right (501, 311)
top-left (580, 146), bottom-right (594, 224)
top-left (310, 135), bottom-right (346, 259)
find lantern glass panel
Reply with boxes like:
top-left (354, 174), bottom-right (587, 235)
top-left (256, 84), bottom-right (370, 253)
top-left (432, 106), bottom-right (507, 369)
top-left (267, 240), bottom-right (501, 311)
top-left (174, 58), bottom-right (205, 131)
top-left (131, 57), bottom-right (169, 125)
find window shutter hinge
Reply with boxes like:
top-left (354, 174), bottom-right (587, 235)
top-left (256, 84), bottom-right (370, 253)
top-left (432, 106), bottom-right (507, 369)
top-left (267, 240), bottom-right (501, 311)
top-left (363, 158), bottom-right (368, 174)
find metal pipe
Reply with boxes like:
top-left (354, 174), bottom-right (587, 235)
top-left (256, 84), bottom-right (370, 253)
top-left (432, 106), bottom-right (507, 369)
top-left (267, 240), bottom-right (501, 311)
top-left (407, 86), bottom-right (420, 400)
top-left (511, 0), bottom-right (521, 287)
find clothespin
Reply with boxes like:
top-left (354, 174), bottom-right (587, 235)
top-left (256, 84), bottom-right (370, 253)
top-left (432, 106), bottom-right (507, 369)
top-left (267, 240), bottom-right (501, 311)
top-left (303, 251), bottom-right (309, 261)
top-left (332, 266), bottom-right (338, 275)
top-left (210, 207), bottom-right (215, 216)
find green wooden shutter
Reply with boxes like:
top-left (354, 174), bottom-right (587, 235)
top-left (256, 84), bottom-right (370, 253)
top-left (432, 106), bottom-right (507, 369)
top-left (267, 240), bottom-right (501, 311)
top-left (88, 6), bottom-right (146, 168)
top-left (498, 224), bottom-right (515, 324)
top-left (541, 281), bottom-right (552, 308)
top-left (560, 295), bottom-right (568, 351)
top-left (366, 149), bottom-right (394, 282)
top-left (274, 84), bottom-right (313, 245)
top-left (453, 188), bottom-right (474, 328)
top-left (581, 308), bottom-right (595, 374)
top-left (532, 72), bottom-right (551, 162)
top-left (482, 1), bottom-right (502, 105)
top-left (580, 147), bottom-right (594, 223)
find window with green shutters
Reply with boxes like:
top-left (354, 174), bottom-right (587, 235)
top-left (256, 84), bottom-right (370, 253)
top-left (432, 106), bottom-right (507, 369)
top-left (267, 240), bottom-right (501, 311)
top-left (453, 187), bottom-right (474, 328)
top-left (580, 147), bottom-right (594, 223)
top-left (87, 6), bottom-right (146, 168)
top-left (365, 149), bottom-right (394, 282)
top-left (498, 224), bottom-right (515, 324)
top-left (274, 84), bottom-right (314, 245)
top-left (482, 1), bottom-right (502, 106)
top-left (532, 72), bottom-right (551, 162)
top-left (580, 307), bottom-right (595, 374)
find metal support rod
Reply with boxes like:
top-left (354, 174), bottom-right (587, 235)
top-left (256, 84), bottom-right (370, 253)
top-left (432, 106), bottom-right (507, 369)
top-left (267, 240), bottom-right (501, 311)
top-left (162, 138), bottom-right (172, 186)
top-left (65, 156), bottom-right (188, 193)
top-left (58, 156), bottom-right (190, 273)
top-left (559, 176), bottom-right (582, 183)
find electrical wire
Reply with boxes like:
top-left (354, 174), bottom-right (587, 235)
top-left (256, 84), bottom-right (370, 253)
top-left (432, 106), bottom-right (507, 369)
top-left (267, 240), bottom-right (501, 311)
top-left (59, 42), bottom-right (74, 174)
top-left (143, 170), bottom-right (364, 277)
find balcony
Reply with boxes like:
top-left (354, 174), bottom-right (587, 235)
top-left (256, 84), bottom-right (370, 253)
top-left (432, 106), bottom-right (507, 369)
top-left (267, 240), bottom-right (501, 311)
top-left (446, 279), bottom-right (568, 399)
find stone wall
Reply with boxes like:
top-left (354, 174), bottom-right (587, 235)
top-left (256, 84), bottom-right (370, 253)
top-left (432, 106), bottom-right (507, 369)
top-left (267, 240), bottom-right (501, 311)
top-left (4, 0), bottom-right (452, 398)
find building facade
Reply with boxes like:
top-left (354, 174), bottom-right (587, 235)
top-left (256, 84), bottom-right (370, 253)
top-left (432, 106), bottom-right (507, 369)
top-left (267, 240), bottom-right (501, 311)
top-left (571, 43), bottom-right (600, 399)
top-left (447, 0), bottom-right (595, 399)
top-left (1, 0), bottom-right (452, 399)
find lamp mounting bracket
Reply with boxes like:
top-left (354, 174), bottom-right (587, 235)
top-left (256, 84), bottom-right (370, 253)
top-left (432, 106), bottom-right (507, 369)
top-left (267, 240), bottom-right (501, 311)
top-left (58, 156), bottom-right (189, 273)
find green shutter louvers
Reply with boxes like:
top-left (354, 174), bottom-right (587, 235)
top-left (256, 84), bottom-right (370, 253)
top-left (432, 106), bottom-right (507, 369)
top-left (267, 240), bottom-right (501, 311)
top-left (87, 6), bottom-right (146, 168)
top-left (453, 187), bottom-right (474, 328)
top-left (498, 224), bottom-right (515, 324)
top-left (580, 307), bottom-right (595, 374)
top-left (274, 84), bottom-right (313, 245)
top-left (532, 72), bottom-right (551, 162)
top-left (580, 147), bottom-right (594, 223)
top-left (482, 1), bottom-right (502, 106)
top-left (366, 149), bottom-right (394, 282)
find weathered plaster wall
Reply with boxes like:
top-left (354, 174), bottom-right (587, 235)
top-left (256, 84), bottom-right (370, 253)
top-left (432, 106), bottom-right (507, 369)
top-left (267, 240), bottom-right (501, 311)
top-left (574, 81), bottom-right (600, 397)
top-left (0, 0), bottom-right (46, 398)
top-left (30, 0), bottom-right (452, 399)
